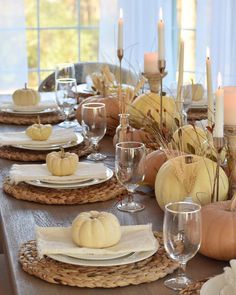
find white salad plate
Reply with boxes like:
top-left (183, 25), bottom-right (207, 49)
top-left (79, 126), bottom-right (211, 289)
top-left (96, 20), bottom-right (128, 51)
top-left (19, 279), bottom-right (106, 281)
top-left (200, 273), bottom-right (226, 295)
top-left (12, 133), bottom-right (83, 151)
top-left (47, 247), bottom-right (158, 267)
top-left (66, 251), bottom-right (132, 261)
top-left (25, 167), bottom-right (113, 189)
top-left (0, 107), bottom-right (59, 115)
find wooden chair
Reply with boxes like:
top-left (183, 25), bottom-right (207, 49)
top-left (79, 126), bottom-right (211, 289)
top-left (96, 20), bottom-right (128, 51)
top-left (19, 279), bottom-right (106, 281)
top-left (38, 62), bottom-right (138, 92)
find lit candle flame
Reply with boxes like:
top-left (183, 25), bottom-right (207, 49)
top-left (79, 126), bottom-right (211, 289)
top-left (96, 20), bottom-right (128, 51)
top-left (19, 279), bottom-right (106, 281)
top-left (206, 47), bottom-right (210, 59)
top-left (119, 8), bottom-right (123, 19)
top-left (217, 72), bottom-right (222, 88)
top-left (159, 7), bottom-right (163, 21)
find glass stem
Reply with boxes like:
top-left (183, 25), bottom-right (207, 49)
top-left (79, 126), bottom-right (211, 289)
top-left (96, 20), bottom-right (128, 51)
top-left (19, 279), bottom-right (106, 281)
top-left (93, 142), bottom-right (98, 153)
top-left (178, 262), bottom-right (187, 277)
top-left (127, 191), bottom-right (134, 203)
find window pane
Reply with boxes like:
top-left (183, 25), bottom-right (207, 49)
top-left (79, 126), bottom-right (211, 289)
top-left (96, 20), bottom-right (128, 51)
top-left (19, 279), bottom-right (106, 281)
top-left (80, 30), bottom-right (98, 61)
top-left (26, 30), bottom-right (38, 69)
top-left (24, 0), bottom-right (37, 27)
top-left (40, 0), bottom-right (78, 27)
top-left (80, 0), bottom-right (100, 26)
top-left (28, 71), bottom-right (39, 89)
top-left (40, 30), bottom-right (78, 69)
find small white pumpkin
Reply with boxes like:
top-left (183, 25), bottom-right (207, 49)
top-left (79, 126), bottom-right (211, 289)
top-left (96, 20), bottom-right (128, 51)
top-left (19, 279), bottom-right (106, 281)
top-left (12, 83), bottom-right (40, 106)
top-left (71, 211), bottom-right (121, 248)
top-left (26, 123), bottom-right (52, 141)
top-left (46, 149), bottom-right (78, 176)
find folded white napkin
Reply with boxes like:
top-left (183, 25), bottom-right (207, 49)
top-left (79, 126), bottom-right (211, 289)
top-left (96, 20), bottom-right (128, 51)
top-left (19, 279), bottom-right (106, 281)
top-left (36, 224), bottom-right (158, 258)
top-left (9, 162), bottom-right (107, 184)
top-left (0, 92), bottom-right (58, 112)
top-left (200, 260), bottom-right (236, 295)
top-left (0, 129), bottom-right (77, 146)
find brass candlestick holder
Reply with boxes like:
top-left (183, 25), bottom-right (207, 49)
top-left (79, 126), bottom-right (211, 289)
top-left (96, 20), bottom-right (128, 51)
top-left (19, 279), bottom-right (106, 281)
top-left (142, 72), bottom-right (167, 93)
top-left (117, 49), bottom-right (124, 114)
top-left (212, 137), bottom-right (225, 202)
top-left (158, 59), bottom-right (166, 131)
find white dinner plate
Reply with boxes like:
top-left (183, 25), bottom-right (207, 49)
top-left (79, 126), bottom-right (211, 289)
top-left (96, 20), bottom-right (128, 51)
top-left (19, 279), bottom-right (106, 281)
top-left (0, 107), bottom-right (59, 115)
top-left (200, 273), bottom-right (226, 295)
top-left (66, 251), bottom-right (132, 261)
top-left (12, 133), bottom-right (83, 151)
top-left (25, 167), bottom-right (113, 189)
top-left (47, 247), bottom-right (158, 267)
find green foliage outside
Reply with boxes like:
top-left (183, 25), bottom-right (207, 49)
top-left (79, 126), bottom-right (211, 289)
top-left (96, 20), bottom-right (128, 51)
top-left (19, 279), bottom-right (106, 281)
top-left (24, 0), bottom-right (100, 88)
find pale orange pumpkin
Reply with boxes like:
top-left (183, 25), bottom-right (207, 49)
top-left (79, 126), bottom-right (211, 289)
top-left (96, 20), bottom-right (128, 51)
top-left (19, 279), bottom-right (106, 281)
top-left (200, 200), bottom-right (236, 261)
top-left (144, 150), bottom-right (167, 187)
top-left (76, 95), bottom-right (119, 136)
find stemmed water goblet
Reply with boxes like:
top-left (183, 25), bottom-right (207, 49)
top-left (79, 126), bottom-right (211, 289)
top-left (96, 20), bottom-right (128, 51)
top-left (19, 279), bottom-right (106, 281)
top-left (115, 142), bottom-right (146, 213)
top-left (55, 78), bottom-right (77, 128)
top-left (81, 103), bottom-right (107, 161)
top-left (163, 201), bottom-right (201, 290)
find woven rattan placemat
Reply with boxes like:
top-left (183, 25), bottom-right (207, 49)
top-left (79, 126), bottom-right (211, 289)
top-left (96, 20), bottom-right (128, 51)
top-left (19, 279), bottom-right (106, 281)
top-left (3, 176), bottom-right (126, 205)
top-left (0, 110), bottom-right (64, 125)
top-left (19, 232), bottom-right (179, 288)
top-left (0, 140), bottom-right (93, 162)
top-left (179, 279), bottom-right (208, 295)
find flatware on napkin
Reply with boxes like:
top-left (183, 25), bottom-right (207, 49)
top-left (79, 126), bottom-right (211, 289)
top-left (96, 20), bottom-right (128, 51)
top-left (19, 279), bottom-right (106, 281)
top-left (0, 129), bottom-right (77, 146)
top-left (0, 92), bottom-right (58, 112)
top-left (9, 162), bottom-right (107, 184)
top-left (36, 224), bottom-right (158, 258)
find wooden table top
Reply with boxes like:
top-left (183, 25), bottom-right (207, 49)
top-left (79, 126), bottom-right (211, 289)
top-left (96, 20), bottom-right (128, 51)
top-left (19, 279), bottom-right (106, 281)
top-left (0, 124), bottom-right (227, 295)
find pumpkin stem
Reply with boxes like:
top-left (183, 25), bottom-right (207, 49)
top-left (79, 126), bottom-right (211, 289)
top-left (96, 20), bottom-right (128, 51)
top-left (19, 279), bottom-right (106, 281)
top-left (60, 147), bottom-right (65, 158)
top-left (24, 83), bottom-right (27, 89)
top-left (230, 193), bottom-right (236, 211)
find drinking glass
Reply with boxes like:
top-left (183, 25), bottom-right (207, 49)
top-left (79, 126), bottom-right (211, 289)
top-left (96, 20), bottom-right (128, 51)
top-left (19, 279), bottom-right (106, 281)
top-left (163, 201), bottom-right (201, 290)
top-left (81, 103), bottom-right (107, 161)
top-left (115, 142), bottom-right (146, 213)
top-left (55, 78), bottom-right (77, 128)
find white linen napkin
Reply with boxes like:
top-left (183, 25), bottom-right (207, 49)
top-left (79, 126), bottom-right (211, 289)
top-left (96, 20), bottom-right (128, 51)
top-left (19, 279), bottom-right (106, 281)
top-left (9, 162), bottom-right (107, 184)
top-left (0, 92), bottom-right (58, 112)
top-left (36, 224), bottom-right (158, 258)
top-left (0, 129), bottom-right (77, 146)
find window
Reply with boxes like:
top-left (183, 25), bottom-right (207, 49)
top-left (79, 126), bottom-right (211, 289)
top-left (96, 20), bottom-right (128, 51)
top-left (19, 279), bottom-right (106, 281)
top-left (176, 0), bottom-right (197, 82)
top-left (24, 0), bottom-right (100, 89)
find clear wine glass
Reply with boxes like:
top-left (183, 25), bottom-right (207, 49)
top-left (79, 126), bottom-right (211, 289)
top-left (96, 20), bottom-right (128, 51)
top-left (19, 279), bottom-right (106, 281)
top-left (115, 142), bottom-right (146, 213)
top-left (81, 103), bottom-right (107, 161)
top-left (181, 84), bottom-right (192, 124)
top-left (163, 201), bottom-right (201, 291)
top-left (55, 78), bottom-right (77, 128)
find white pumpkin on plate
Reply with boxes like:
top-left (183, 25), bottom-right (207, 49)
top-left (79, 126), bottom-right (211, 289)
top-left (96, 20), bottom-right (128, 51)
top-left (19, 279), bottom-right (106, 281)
top-left (71, 211), bottom-right (121, 248)
top-left (12, 83), bottom-right (41, 106)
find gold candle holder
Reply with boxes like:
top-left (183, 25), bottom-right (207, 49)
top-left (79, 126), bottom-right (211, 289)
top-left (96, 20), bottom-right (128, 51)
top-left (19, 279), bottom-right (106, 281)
top-left (117, 49), bottom-right (124, 114)
top-left (142, 72), bottom-right (167, 93)
top-left (212, 137), bottom-right (225, 202)
top-left (158, 59), bottom-right (166, 131)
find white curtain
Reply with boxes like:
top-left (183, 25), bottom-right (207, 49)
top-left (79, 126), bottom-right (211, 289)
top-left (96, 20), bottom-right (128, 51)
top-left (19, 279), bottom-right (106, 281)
top-left (99, 0), bottom-right (176, 85)
top-left (0, 0), bottom-right (28, 93)
top-left (196, 0), bottom-right (236, 88)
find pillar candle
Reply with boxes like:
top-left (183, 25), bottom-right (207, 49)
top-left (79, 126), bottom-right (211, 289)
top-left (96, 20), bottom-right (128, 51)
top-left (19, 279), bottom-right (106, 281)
top-left (144, 52), bottom-right (158, 73)
top-left (158, 8), bottom-right (165, 60)
top-left (176, 39), bottom-right (184, 103)
top-left (224, 86), bottom-right (236, 126)
top-left (214, 72), bottom-right (224, 138)
top-left (118, 8), bottom-right (123, 50)
top-left (206, 47), bottom-right (214, 127)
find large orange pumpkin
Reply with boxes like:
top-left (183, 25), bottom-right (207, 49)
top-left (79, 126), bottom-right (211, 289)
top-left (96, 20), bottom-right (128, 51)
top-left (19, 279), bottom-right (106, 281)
top-left (200, 200), bottom-right (236, 261)
top-left (76, 95), bottom-right (119, 136)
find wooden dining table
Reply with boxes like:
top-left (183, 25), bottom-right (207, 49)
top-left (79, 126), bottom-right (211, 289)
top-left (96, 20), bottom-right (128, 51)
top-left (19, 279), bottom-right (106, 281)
top-left (0, 123), bottom-right (227, 295)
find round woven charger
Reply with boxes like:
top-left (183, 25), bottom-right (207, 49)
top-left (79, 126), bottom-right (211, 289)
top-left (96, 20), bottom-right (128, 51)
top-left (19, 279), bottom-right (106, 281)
top-left (3, 176), bottom-right (126, 205)
top-left (19, 232), bottom-right (179, 288)
top-left (0, 140), bottom-right (94, 162)
top-left (0, 110), bottom-right (64, 125)
top-left (179, 279), bottom-right (208, 295)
